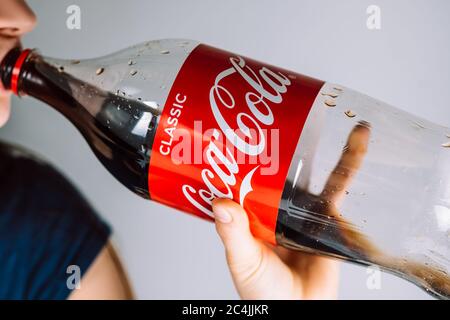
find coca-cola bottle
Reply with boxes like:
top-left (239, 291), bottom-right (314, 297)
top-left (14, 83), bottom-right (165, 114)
top-left (1, 39), bottom-right (449, 299)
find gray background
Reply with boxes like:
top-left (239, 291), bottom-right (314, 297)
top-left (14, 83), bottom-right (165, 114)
top-left (1, 0), bottom-right (449, 299)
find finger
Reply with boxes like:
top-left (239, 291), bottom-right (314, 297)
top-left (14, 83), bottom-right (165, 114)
top-left (295, 253), bottom-right (340, 300)
top-left (321, 121), bottom-right (371, 206)
top-left (273, 245), bottom-right (340, 299)
top-left (212, 198), bottom-right (265, 277)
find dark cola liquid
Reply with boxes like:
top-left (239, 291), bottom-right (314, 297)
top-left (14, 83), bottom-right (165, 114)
top-left (0, 48), bottom-right (158, 198)
top-left (276, 183), bottom-right (450, 299)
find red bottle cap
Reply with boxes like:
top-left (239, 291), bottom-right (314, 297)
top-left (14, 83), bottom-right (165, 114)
top-left (11, 49), bottom-right (32, 95)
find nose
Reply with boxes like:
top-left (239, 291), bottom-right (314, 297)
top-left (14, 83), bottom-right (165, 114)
top-left (0, 1), bottom-right (37, 38)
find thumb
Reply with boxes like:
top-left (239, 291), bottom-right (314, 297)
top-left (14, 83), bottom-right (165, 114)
top-left (212, 198), bottom-right (263, 275)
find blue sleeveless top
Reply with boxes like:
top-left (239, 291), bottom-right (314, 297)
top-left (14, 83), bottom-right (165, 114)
top-left (0, 142), bottom-right (111, 299)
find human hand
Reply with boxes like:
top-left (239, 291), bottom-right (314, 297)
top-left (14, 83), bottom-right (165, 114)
top-left (213, 198), bottom-right (340, 299)
top-left (212, 123), bottom-right (371, 299)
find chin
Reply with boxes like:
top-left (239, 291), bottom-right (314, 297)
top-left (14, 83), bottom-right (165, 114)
top-left (0, 96), bottom-right (11, 127)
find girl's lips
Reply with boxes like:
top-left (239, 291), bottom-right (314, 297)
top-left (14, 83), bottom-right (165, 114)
top-left (0, 39), bottom-right (22, 95)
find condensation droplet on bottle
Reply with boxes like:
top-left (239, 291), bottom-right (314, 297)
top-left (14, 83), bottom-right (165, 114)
top-left (128, 60), bottom-right (135, 66)
top-left (71, 60), bottom-right (80, 65)
top-left (359, 120), bottom-right (371, 128)
top-left (130, 69), bottom-right (137, 76)
top-left (134, 115), bottom-right (139, 120)
top-left (148, 121), bottom-right (155, 131)
top-left (160, 50), bottom-right (170, 54)
top-left (412, 121), bottom-right (425, 129)
top-left (446, 133), bottom-right (450, 138)
top-left (442, 142), bottom-right (450, 148)
top-left (345, 110), bottom-right (356, 118)
top-left (96, 67), bottom-right (104, 75)
top-left (333, 86), bottom-right (343, 92)
top-left (438, 269), bottom-right (447, 275)
top-left (324, 99), bottom-right (336, 107)
top-left (321, 92), bottom-right (339, 98)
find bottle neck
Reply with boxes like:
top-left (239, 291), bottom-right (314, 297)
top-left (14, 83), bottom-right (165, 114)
top-left (0, 48), bottom-right (160, 147)
top-left (1, 48), bottom-right (69, 106)
top-left (1, 48), bottom-right (105, 125)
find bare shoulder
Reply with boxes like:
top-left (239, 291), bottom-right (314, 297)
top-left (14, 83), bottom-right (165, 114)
top-left (69, 241), bottom-right (134, 300)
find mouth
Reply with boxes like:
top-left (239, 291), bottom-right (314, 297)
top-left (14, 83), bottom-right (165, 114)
top-left (0, 38), bottom-right (22, 96)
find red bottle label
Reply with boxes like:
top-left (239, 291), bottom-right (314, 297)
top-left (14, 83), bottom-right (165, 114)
top-left (148, 44), bottom-right (323, 244)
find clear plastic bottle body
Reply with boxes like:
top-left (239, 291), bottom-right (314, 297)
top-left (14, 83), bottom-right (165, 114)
top-left (48, 39), bottom-right (200, 197)
top-left (277, 82), bottom-right (450, 298)
top-left (53, 39), bottom-right (200, 117)
top-left (1, 39), bottom-right (199, 197)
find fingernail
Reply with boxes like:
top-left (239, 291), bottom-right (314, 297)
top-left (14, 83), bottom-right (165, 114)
top-left (213, 206), bottom-right (232, 224)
